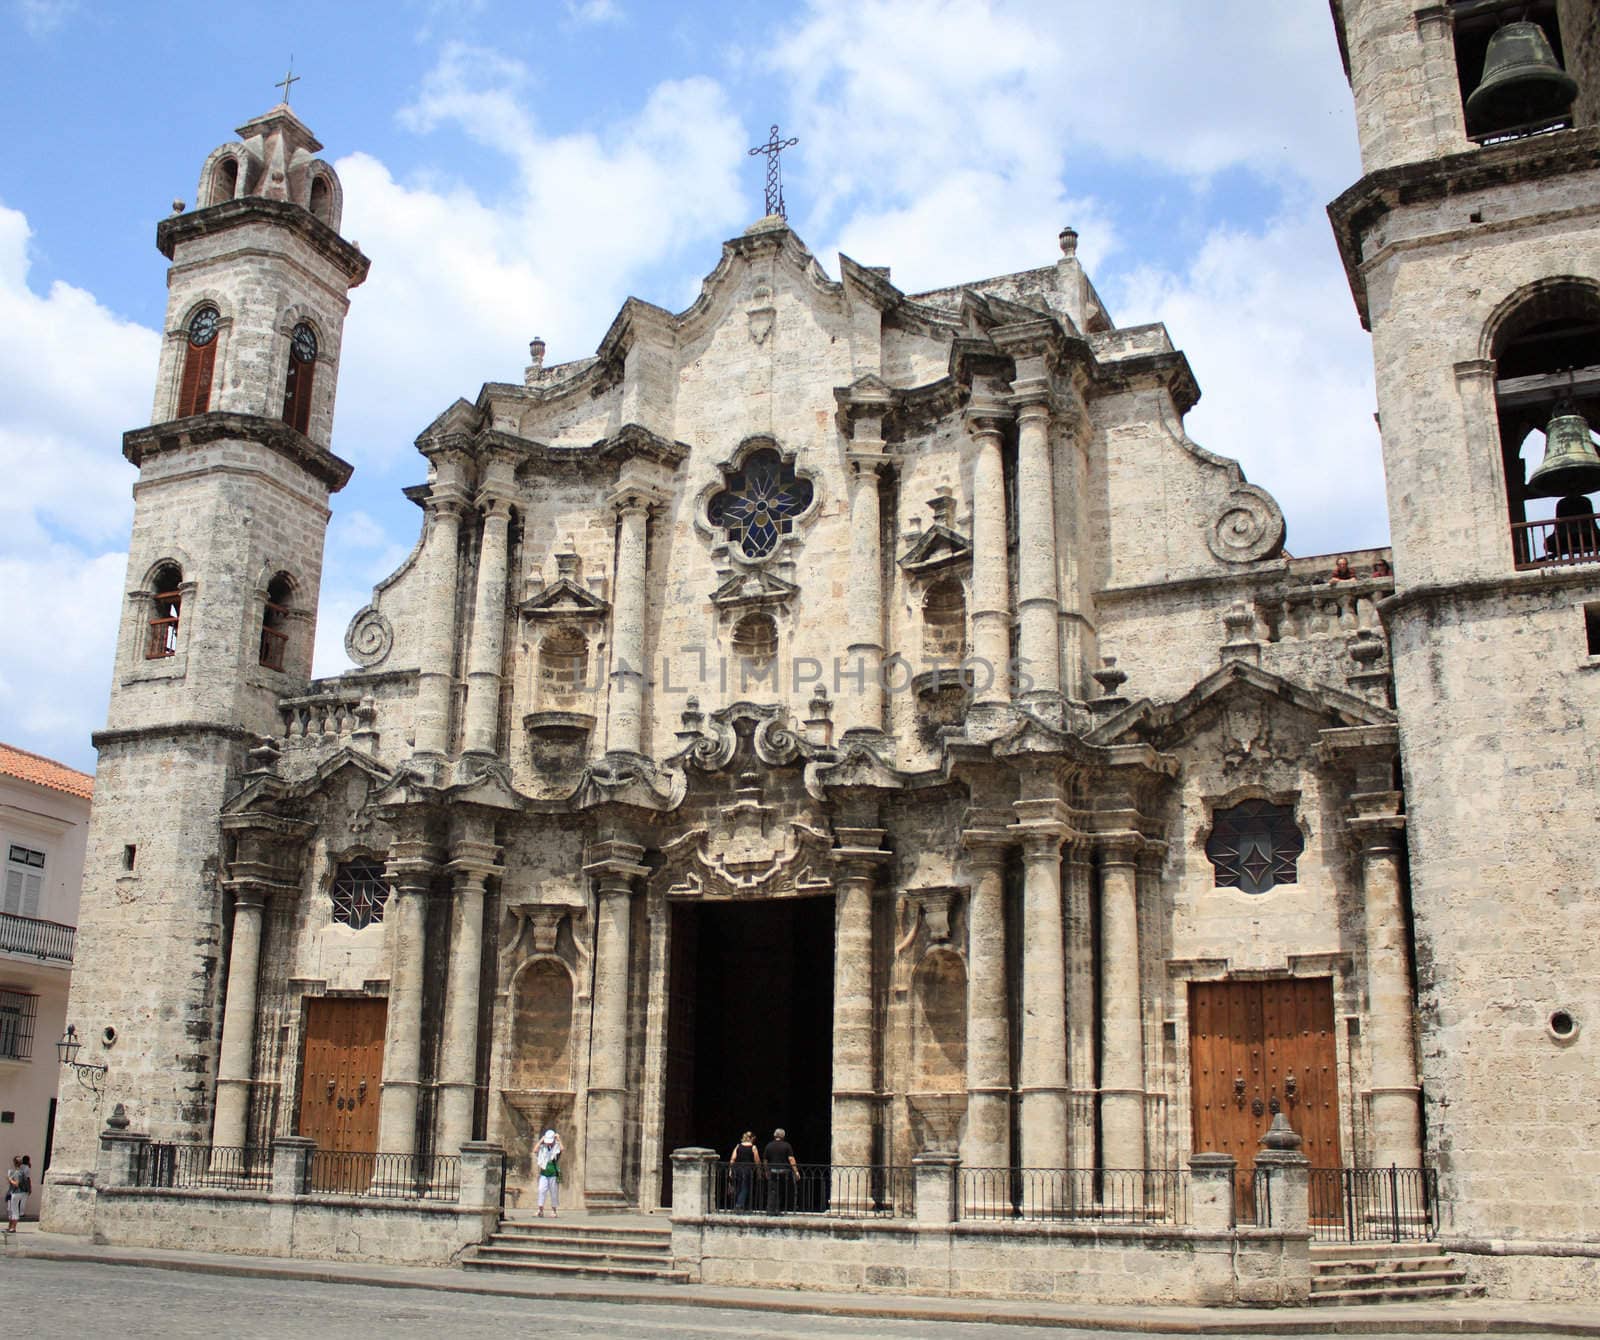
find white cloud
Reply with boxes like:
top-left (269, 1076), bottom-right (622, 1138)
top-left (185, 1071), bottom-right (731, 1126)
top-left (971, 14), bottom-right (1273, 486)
top-left (564, 0), bottom-right (620, 24)
top-left (0, 203), bottom-right (156, 768)
top-left (14, 0), bottom-right (76, 37)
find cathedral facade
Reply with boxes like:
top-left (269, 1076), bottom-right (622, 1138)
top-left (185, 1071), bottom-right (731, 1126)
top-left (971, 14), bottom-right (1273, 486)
top-left (42, 0), bottom-right (1600, 1301)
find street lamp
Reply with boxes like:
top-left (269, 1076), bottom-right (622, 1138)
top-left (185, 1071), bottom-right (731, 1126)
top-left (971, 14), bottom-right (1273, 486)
top-left (56, 1025), bottom-right (108, 1094)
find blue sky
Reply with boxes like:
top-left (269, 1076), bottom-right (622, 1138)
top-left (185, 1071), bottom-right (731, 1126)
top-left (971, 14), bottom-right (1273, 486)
top-left (0, 0), bottom-right (1385, 772)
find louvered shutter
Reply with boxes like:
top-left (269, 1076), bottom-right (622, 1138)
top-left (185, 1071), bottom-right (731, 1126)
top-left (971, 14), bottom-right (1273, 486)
top-left (178, 339), bottom-right (216, 416)
top-left (2, 868), bottom-right (21, 915)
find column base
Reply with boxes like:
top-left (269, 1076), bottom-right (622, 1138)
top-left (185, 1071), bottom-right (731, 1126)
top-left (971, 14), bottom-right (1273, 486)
top-left (963, 700), bottom-right (1017, 742)
top-left (1014, 689), bottom-right (1067, 729)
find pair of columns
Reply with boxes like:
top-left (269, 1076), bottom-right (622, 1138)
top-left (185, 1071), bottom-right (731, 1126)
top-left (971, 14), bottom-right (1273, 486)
top-left (210, 831), bottom-right (501, 1159)
top-left (967, 377), bottom-right (1064, 710)
top-left (958, 823), bottom-right (1153, 1174)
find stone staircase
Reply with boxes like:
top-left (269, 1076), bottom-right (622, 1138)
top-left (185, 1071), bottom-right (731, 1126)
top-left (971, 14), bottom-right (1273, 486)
top-left (461, 1215), bottom-right (688, 1284)
top-left (1310, 1242), bottom-right (1480, 1305)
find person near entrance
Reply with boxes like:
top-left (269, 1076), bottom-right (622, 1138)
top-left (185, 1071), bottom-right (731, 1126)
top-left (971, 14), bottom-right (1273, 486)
top-left (763, 1128), bottom-right (797, 1214)
top-left (728, 1131), bottom-right (761, 1210)
top-left (535, 1129), bottom-right (563, 1217)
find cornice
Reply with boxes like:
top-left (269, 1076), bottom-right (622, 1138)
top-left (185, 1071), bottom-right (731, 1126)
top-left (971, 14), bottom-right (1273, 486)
top-left (157, 197), bottom-right (370, 286)
top-left (123, 412), bottom-right (354, 492)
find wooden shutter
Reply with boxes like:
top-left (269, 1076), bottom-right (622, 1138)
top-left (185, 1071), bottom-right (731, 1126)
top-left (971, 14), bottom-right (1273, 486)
top-left (177, 339), bottom-right (216, 417)
top-left (282, 356), bottom-right (315, 434)
top-left (2, 868), bottom-right (21, 915)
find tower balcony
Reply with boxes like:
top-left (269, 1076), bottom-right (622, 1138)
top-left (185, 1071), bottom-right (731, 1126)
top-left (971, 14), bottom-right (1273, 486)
top-left (1511, 510), bottom-right (1600, 570)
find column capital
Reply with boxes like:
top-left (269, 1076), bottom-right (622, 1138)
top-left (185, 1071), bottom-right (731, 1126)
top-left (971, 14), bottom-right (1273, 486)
top-left (846, 449), bottom-right (893, 479)
top-left (1015, 826), bottom-right (1066, 861)
top-left (1096, 830), bottom-right (1148, 865)
top-left (476, 493), bottom-right (515, 521)
top-left (960, 827), bottom-right (1012, 868)
top-left (584, 838), bottom-right (648, 890)
top-left (1008, 376), bottom-right (1052, 416)
top-left (833, 827), bottom-right (890, 880)
top-left (385, 840), bottom-right (442, 892)
top-left (427, 489), bottom-right (472, 517)
top-left (963, 395), bottom-right (1011, 439)
top-left (222, 882), bottom-right (271, 911)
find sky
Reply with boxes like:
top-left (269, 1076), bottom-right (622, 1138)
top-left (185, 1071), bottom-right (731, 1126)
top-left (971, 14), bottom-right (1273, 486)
top-left (0, 0), bottom-right (1385, 774)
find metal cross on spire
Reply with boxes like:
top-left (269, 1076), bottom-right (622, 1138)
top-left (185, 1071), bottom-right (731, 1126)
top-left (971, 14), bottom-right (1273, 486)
top-left (748, 124), bottom-right (799, 219)
top-left (275, 59), bottom-right (300, 107)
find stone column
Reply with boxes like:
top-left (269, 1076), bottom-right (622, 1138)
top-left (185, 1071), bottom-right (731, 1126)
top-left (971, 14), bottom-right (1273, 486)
top-left (840, 450), bottom-right (890, 738)
top-left (461, 495), bottom-right (513, 757)
top-left (1099, 836), bottom-right (1146, 1171)
top-left (1064, 840), bottom-right (1097, 1173)
top-left (959, 832), bottom-right (1010, 1173)
top-left (377, 843), bottom-right (437, 1156)
top-left (1015, 823), bottom-right (1068, 1169)
top-left (1352, 811), bottom-right (1423, 1168)
top-left (414, 494), bottom-right (467, 759)
top-left (212, 887), bottom-right (267, 1152)
top-left (965, 402), bottom-right (1011, 707)
top-left (436, 832), bottom-right (499, 1154)
top-left (831, 831), bottom-right (887, 1181)
top-left (584, 841), bottom-right (648, 1206)
top-left (607, 492), bottom-right (652, 758)
top-left (1010, 378), bottom-right (1061, 701)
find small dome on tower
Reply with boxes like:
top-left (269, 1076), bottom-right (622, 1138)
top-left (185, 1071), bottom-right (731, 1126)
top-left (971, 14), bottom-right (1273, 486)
top-left (195, 103), bottom-right (344, 231)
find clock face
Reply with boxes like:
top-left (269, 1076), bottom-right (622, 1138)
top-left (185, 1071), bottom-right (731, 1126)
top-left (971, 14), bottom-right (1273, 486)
top-left (188, 307), bottom-right (219, 347)
top-left (290, 323), bottom-right (318, 363)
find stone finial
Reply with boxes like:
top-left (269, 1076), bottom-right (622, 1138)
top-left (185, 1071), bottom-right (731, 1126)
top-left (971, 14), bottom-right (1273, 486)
top-left (1091, 655), bottom-right (1127, 697)
top-left (247, 736), bottom-right (282, 775)
top-left (1221, 600), bottom-right (1262, 665)
top-left (1260, 1112), bottom-right (1304, 1152)
top-left (555, 548), bottom-right (581, 582)
top-left (529, 336), bottom-right (546, 367)
top-left (681, 696), bottom-right (704, 733)
top-left (106, 1102), bottom-right (131, 1132)
top-left (171, 199), bottom-right (187, 215)
top-left (1058, 226), bottom-right (1079, 258)
top-left (928, 488), bottom-right (957, 529)
top-left (1348, 628), bottom-right (1385, 666)
top-left (806, 686), bottom-right (834, 747)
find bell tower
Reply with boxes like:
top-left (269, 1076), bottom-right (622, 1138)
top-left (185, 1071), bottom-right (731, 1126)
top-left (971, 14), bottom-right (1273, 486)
top-left (43, 102), bottom-right (369, 1233)
top-left (1328, 0), bottom-right (1600, 1266)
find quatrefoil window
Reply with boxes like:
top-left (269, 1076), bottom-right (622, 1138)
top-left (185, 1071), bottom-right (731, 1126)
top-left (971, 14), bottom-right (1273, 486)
top-left (1204, 800), bottom-right (1304, 895)
top-left (707, 448), bottom-right (813, 558)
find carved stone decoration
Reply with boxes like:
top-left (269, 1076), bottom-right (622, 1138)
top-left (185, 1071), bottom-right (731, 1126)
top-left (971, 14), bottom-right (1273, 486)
top-left (344, 605), bottom-right (393, 667)
top-left (670, 700), bottom-right (827, 775)
top-left (655, 821), bottom-right (834, 900)
top-left (748, 281), bottom-right (775, 345)
top-left (1206, 485), bottom-right (1286, 564)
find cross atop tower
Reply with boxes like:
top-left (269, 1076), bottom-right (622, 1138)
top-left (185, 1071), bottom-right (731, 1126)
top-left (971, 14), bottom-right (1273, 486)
top-left (748, 124), bottom-right (799, 219)
top-left (275, 60), bottom-right (300, 107)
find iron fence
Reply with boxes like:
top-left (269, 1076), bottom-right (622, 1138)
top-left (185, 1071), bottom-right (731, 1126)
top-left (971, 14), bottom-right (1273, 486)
top-left (959, 1167), bottom-right (1189, 1224)
top-left (138, 1143), bottom-right (270, 1190)
top-left (1236, 1167), bottom-right (1274, 1227)
top-left (1308, 1165), bottom-right (1437, 1243)
top-left (303, 1149), bottom-right (460, 1202)
top-left (709, 1162), bottom-right (913, 1217)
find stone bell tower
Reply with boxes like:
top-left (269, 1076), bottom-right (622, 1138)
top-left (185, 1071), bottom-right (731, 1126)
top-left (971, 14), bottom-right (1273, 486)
top-left (1328, 0), bottom-right (1600, 1266)
top-left (43, 102), bottom-right (369, 1232)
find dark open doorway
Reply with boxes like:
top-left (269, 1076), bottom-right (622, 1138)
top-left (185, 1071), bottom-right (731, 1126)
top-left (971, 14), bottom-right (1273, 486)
top-left (661, 895), bottom-right (834, 1203)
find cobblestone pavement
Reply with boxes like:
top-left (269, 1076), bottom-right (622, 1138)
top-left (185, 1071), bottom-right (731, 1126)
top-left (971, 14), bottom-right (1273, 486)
top-left (19, 1257), bottom-right (1556, 1340)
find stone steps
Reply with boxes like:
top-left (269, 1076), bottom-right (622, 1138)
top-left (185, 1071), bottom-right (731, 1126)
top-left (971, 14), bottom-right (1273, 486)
top-left (461, 1218), bottom-right (687, 1284)
top-left (1310, 1243), bottom-right (1479, 1306)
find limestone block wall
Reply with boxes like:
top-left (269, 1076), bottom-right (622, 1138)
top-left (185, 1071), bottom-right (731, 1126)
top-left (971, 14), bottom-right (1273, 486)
top-left (1339, 0), bottom-right (1472, 174)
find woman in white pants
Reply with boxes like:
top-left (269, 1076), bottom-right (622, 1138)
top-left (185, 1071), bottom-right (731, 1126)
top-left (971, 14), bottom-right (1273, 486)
top-left (535, 1129), bottom-right (563, 1217)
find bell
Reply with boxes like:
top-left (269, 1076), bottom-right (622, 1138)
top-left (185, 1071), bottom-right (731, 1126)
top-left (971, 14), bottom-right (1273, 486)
top-left (1466, 21), bottom-right (1579, 137)
top-left (1527, 406), bottom-right (1600, 499)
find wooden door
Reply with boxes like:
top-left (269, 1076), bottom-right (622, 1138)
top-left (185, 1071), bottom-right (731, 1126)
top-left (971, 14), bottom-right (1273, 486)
top-left (1190, 978), bottom-right (1342, 1188)
top-left (298, 997), bottom-right (386, 1156)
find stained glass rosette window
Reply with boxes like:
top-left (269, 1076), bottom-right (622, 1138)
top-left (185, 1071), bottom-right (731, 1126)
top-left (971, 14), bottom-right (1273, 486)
top-left (1204, 800), bottom-right (1305, 895)
top-left (707, 448), bottom-right (814, 558)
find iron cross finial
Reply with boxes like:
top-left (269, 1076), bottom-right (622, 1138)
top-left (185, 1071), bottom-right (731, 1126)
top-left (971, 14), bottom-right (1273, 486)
top-left (748, 124), bottom-right (799, 219)
top-left (275, 59), bottom-right (300, 107)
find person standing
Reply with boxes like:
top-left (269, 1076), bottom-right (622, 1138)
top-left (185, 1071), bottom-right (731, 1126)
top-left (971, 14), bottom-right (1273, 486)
top-left (728, 1131), bottom-right (761, 1211)
top-left (762, 1128), bottom-right (797, 1215)
top-left (5, 1157), bottom-right (20, 1232)
top-left (15, 1156), bottom-right (29, 1223)
top-left (535, 1129), bottom-right (563, 1218)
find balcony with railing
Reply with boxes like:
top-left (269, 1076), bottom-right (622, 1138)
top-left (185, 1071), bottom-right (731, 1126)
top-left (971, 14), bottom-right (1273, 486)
top-left (1511, 509), bottom-right (1600, 570)
top-left (0, 912), bottom-right (75, 964)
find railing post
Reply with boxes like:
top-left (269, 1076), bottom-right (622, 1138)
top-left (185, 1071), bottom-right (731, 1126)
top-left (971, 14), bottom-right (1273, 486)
top-left (670, 1147), bottom-right (718, 1220)
top-left (271, 1136), bottom-right (315, 1197)
top-left (1389, 1163), bottom-right (1401, 1243)
top-left (459, 1141), bottom-right (505, 1212)
top-left (1187, 1152), bottom-right (1236, 1233)
top-left (1253, 1114), bottom-right (1311, 1304)
top-left (95, 1105), bottom-right (150, 1189)
top-left (912, 1152), bottom-right (959, 1225)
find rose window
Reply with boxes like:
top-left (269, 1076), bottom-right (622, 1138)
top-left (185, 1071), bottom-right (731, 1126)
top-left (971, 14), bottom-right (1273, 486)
top-left (330, 858), bottom-right (390, 930)
top-left (1204, 800), bottom-right (1304, 895)
top-left (707, 448), bottom-right (813, 558)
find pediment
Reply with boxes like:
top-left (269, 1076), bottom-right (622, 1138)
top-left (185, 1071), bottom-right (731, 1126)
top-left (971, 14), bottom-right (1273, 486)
top-left (900, 523), bottom-right (972, 575)
top-left (521, 578), bottom-right (610, 620)
top-left (1092, 661), bottom-right (1393, 749)
top-left (710, 568), bottom-right (800, 611)
top-left (223, 746), bottom-right (393, 814)
top-left (415, 397), bottom-right (484, 448)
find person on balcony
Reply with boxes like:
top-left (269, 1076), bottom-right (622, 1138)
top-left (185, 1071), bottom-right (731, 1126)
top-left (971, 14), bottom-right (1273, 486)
top-left (1546, 494), bottom-right (1599, 561)
top-left (534, 1129), bottom-right (563, 1217)
top-left (1327, 556), bottom-right (1355, 582)
top-left (728, 1130), bottom-right (761, 1211)
top-left (763, 1128), bottom-right (798, 1215)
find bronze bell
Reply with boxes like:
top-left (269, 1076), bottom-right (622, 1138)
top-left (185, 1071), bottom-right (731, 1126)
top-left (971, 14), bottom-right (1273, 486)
top-left (1527, 405), bottom-right (1600, 499)
top-left (1466, 21), bottom-right (1579, 137)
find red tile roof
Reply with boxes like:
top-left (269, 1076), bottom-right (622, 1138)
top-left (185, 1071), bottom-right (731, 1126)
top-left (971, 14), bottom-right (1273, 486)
top-left (0, 742), bottom-right (94, 801)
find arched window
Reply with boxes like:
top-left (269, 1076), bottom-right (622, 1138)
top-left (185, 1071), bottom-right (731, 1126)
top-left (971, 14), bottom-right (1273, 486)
top-left (210, 156), bottom-right (239, 207)
top-left (177, 306), bottom-right (219, 418)
top-left (1204, 800), bottom-right (1304, 895)
top-left (922, 578), bottom-right (967, 661)
top-left (309, 175), bottom-right (332, 224)
top-left (330, 858), bottom-right (389, 930)
top-left (707, 448), bottom-right (814, 558)
top-left (146, 563), bottom-right (183, 659)
top-left (282, 323), bottom-right (318, 434)
top-left (259, 573), bottom-right (292, 671)
top-left (731, 612), bottom-right (778, 691)
top-left (539, 626), bottom-right (589, 699)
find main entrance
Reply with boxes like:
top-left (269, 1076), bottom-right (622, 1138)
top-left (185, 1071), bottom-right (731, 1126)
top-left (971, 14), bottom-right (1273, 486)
top-left (298, 996), bottom-right (386, 1162)
top-left (1189, 977), bottom-right (1342, 1196)
top-left (661, 896), bottom-right (834, 1202)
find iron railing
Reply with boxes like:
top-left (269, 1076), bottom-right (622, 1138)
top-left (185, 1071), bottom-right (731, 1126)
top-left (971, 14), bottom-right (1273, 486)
top-left (959, 1167), bottom-right (1190, 1224)
top-left (1236, 1167), bottom-right (1274, 1227)
top-left (0, 913), bottom-right (75, 964)
top-left (709, 1162), bottom-right (913, 1218)
top-left (304, 1149), bottom-right (460, 1202)
top-left (1308, 1166), bottom-right (1438, 1243)
top-left (138, 1143), bottom-right (270, 1191)
top-left (1511, 511), bottom-right (1600, 568)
